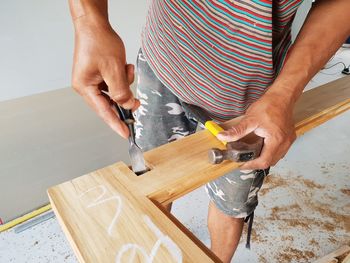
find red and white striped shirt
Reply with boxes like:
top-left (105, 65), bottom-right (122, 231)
top-left (141, 0), bottom-right (303, 121)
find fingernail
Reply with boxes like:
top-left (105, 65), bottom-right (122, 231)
top-left (122, 98), bottom-right (135, 109)
top-left (217, 133), bottom-right (229, 140)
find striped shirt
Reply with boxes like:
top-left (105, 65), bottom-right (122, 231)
top-left (141, 0), bottom-right (303, 121)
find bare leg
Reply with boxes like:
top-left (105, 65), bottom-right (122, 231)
top-left (208, 201), bottom-right (244, 263)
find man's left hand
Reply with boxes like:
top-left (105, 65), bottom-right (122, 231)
top-left (217, 91), bottom-right (297, 170)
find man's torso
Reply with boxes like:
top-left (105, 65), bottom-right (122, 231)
top-left (141, 0), bottom-right (303, 121)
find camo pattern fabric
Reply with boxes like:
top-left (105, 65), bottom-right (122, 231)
top-left (135, 49), bottom-right (268, 218)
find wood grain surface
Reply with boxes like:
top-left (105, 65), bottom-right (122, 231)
top-left (139, 76), bottom-right (350, 205)
top-left (313, 245), bottom-right (350, 263)
top-left (48, 162), bottom-right (218, 263)
top-left (48, 76), bottom-right (350, 263)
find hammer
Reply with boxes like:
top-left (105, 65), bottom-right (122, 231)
top-left (181, 102), bottom-right (264, 164)
top-left (208, 132), bottom-right (264, 164)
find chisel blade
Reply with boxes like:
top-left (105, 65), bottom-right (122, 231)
top-left (128, 138), bottom-right (148, 175)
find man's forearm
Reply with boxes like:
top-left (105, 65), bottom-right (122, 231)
top-left (269, 0), bottom-right (350, 103)
top-left (68, 0), bottom-right (109, 28)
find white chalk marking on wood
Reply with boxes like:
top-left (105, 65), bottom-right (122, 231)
top-left (115, 244), bottom-right (149, 263)
top-left (144, 215), bottom-right (183, 263)
top-left (79, 185), bottom-right (122, 236)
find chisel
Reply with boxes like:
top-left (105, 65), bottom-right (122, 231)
top-left (114, 104), bottom-right (148, 175)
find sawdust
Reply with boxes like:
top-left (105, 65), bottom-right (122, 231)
top-left (258, 255), bottom-right (268, 263)
top-left (267, 202), bottom-right (338, 231)
top-left (306, 201), bottom-right (350, 232)
top-left (259, 173), bottom-right (325, 197)
top-left (281, 235), bottom-right (294, 242)
top-left (309, 238), bottom-right (319, 247)
top-left (341, 188), bottom-right (350, 196)
top-left (328, 236), bottom-right (337, 244)
top-left (296, 176), bottom-right (325, 189)
top-left (241, 223), bottom-right (268, 244)
top-left (259, 174), bottom-right (289, 196)
top-left (243, 168), bottom-right (348, 262)
top-left (270, 204), bottom-right (302, 220)
top-left (277, 247), bottom-right (315, 262)
top-left (271, 217), bottom-right (336, 232)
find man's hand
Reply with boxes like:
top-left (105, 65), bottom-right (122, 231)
top-left (71, 18), bottom-right (139, 138)
top-left (217, 90), bottom-right (296, 170)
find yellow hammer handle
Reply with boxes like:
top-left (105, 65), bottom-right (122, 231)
top-left (204, 121), bottom-right (227, 145)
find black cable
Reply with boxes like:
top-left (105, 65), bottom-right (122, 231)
top-left (322, 61), bottom-right (347, 70)
top-left (320, 60), bottom-right (350, 76)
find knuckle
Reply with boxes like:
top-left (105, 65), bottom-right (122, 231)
top-left (274, 131), bottom-right (284, 142)
top-left (72, 82), bottom-right (83, 95)
top-left (259, 160), bottom-right (270, 169)
top-left (231, 120), bottom-right (248, 135)
top-left (111, 90), bottom-right (130, 102)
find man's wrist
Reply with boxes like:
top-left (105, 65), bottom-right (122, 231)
top-left (73, 13), bottom-right (111, 32)
top-left (264, 81), bottom-right (302, 107)
top-left (69, 0), bottom-right (110, 32)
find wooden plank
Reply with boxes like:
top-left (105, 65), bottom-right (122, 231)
top-left (137, 76), bottom-right (350, 205)
top-left (294, 76), bottom-right (350, 135)
top-left (48, 76), bottom-right (350, 263)
top-left (342, 252), bottom-right (350, 263)
top-left (313, 245), bottom-right (350, 263)
top-left (48, 162), bottom-right (218, 263)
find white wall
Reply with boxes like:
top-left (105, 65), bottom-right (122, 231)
top-left (0, 1), bottom-right (312, 221)
top-left (292, 0), bottom-right (312, 41)
top-left (0, 0), bottom-right (148, 102)
top-left (0, 0), bottom-right (149, 222)
top-left (0, 0), bottom-right (312, 102)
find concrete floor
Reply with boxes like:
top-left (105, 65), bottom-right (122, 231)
top-left (0, 48), bottom-right (349, 262)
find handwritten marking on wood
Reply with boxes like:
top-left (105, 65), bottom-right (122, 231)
top-left (48, 164), bottom-right (217, 262)
top-left (116, 216), bottom-right (182, 263)
top-left (79, 185), bottom-right (122, 236)
top-left (79, 184), bottom-right (183, 262)
top-left (50, 77), bottom-right (350, 263)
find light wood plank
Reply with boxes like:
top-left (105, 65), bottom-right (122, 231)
top-left (48, 162), bottom-right (218, 263)
top-left (313, 245), bottom-right (350, 263)
top-left (294, 76), bottom-right (350, 135)
top-left (137, 76), bottom-right (350, 205)
top-left (48, 76), bottom-right (350, 263)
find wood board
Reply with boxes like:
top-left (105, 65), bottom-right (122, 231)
top-left (139, 76), bottom-right (350, 205)
top-left (313, 245), bottom-right (350, 263)
top-left (48, 163), bottom-right (219, 262)
top-left (48, 76), bottom-right (350, 263)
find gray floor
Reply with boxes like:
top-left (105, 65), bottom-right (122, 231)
top-left (0, 49), bottom-right (349, 262)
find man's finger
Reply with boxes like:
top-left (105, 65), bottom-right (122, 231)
top-left (83, 86), bottom-right (130, 138)
top-left (126, 64), bottom-right (135, 85)
top-left (103, 64), bottom-right (136, 110)
top-left (217, 117), bottom-right (257, 142)
top-left (240, 139), bottom-right (277, 170)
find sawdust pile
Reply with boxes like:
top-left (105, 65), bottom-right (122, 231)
top-left (277, 248), bottom-right (315, 262)
top-left (341, 188), bottom-right (350, 196)
top-left (247, 167), bottom-right (350, 262)
top-left (260, 173), bottom-right (325, 197)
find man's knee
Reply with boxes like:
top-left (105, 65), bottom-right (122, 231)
top-left (205, 169), bottom-right (268, 218)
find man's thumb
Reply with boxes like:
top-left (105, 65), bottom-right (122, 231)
top-left (217, 118), bottom-right (256, 142)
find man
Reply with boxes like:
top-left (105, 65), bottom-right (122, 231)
top-left (68, 0), bottom-right (350, 262)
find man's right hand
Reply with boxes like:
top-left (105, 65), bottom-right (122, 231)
top-left (71, 17), bottom-right (139, 139)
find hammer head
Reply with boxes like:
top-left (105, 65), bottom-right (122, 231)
top-left (208, 134), bottom-right (264, 164)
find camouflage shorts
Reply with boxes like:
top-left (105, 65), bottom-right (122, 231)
top-left (135, 50), bottom-right (268, 218)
